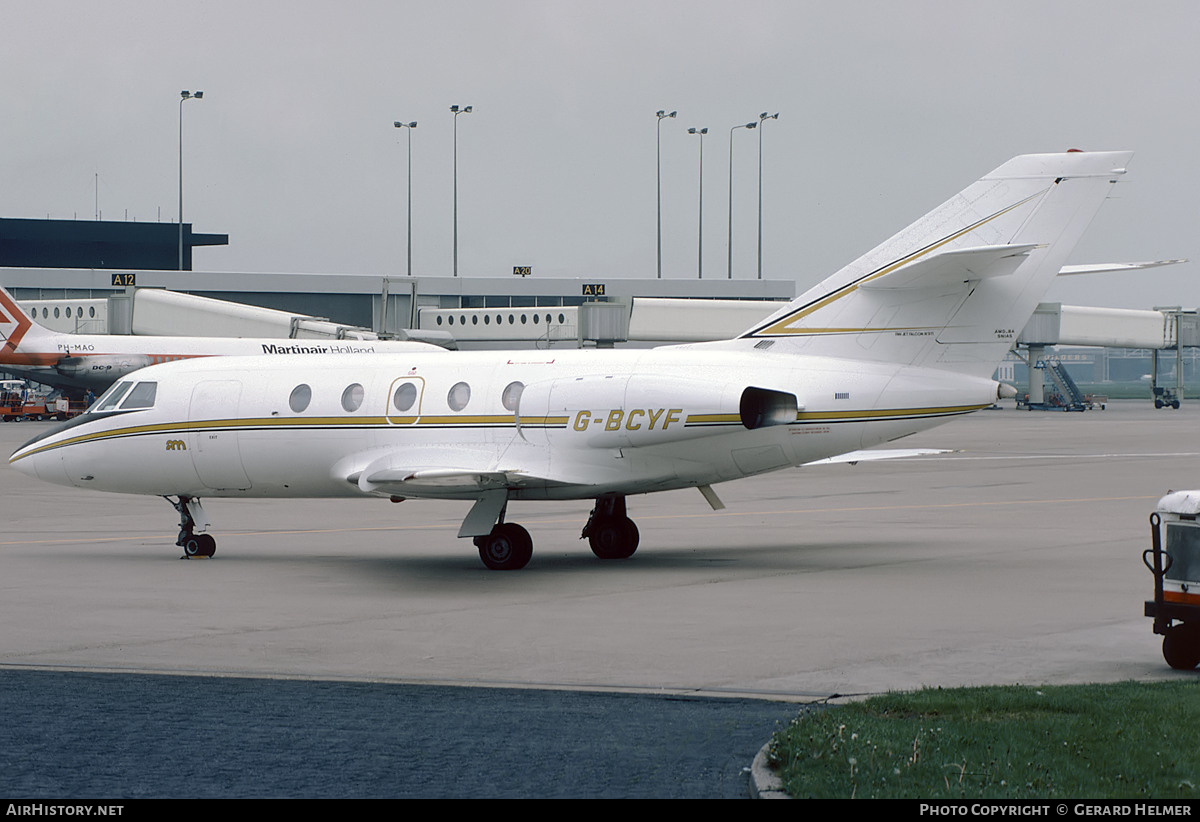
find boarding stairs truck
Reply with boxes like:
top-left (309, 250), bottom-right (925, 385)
top-left (1143, 491), bottom-right (1200, 669)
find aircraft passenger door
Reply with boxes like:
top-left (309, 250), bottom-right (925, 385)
top-left (189, 379), bottom-right (252, 490)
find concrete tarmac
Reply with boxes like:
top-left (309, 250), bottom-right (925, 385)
top-left (2, 399), bottom-right (1195, 697)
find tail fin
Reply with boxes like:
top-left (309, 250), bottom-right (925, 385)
top-left (0, 285), bottom-right (57, 360)
top-left (741, 151), bottom-right (1132, 377)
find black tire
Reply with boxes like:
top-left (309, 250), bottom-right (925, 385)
top-left (181, 533), bottom-right (217, 558)
top-left (1162, 624), bottom-right (1200, 670)
top-left (588, 516), bottom-right (639, 560)
top-left (182, 536), bottom-right (203, 558)
top-left (478, 523), bottom-right (532, 570)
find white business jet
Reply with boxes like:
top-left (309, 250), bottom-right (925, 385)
top-left (0, 285), bottom-right (444, 394)
top-left (9, 151), bottom-right (1133, 569)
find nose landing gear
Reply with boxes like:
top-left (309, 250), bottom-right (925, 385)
top-left (166, 495), bottom-right (216, 558)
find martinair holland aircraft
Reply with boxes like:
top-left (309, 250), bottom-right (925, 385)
top-left (9, 150), bottom-right (1134, 570)
top-left (0, 284), bottom-right (443, 395)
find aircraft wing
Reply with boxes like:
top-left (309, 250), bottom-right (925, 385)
top-left (344, 446), bottom-right (584, 496)
top-left (804, 448), bottom-right (954, 466)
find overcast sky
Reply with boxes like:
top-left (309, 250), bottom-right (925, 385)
top-left (3, 1), bottom-right (1197, 309)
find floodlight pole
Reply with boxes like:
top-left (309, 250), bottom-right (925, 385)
top-left (450, 105), bottom-right (472, 277)
top-left (394, 120), bottom-right (417, 276)
top-left (178, 90), bottom-right (203, 271)
top-left (728, 121), bottom-right (755, 279)
top-left (655, 109), bottom-right (676, 279)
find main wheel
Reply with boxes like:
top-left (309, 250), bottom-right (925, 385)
top-left (1163, 624), bottom-right (1200, 670)
top-left (588, 516), bottom-right (639, 560)
top-left (478, 523), bottom-right (533, 570)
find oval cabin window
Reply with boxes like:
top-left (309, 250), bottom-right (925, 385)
top-left (341, 383), bottom-right (364, 412)
top-left (289, 384), bottom-right (312, 413)
top-left (447, 381), bottom-right (471, 412)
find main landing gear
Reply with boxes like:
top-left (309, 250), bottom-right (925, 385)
top-left (166, 495), bottom-right (216, 558)
top-left (469, 495), bottom-right (641, 570)
top-left (581, 496), bottom-right (640, 561)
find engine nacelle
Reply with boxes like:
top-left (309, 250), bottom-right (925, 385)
top-left (518, 373), bottom-right (799, 448)
top-left (55, 354), bottom-right (154, 388)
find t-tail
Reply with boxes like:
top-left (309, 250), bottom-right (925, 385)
top-left (0, 285), bottom-right (59, 366)
top-left (740, 150), bottom-right (1132, 377)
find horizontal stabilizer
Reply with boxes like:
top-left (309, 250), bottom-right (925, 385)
top-left (859, 244), bottom-right (1037, 291)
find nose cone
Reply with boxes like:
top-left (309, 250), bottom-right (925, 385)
top-left (10, 427), bottom-right (73, 488)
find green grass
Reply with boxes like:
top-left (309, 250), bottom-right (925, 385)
top-left (768, 682), bottom-right (1200, 799)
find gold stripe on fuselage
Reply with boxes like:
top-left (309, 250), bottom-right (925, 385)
top-left (10, 404), bottom-right (988, 463)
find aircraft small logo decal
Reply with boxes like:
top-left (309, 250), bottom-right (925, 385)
top-left (165, 440), bottom-right (188, 451)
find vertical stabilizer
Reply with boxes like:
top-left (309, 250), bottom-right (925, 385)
top-left (741, 151), bottom-right (1132, 377)
top-left (0, 286), bottom-right (63, 368)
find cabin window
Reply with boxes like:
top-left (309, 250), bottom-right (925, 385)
top-left (558, 313), bottom-right (565, 324)
top-left (393, 382), bottom-right (417, 412)
top-left (447, 381), bottom-right (471, 412)
top-left (341, 383), bottom-right (364, 412)
top-left (42, 308), bottom-right (48, 319)
top-left (120, 381), bottom-right (157, 410)
top-left (289, 384), bottom-right (312, 413)
top-left (88, 306), bottom-right (96, 318)
top-left (501, 381), bottom-right (524, 412)
top-left (65, 307), bottom-right (71, 318)
top-left (437, 316), bottom-right (443, 326)
top-left (53, 307), bottom-right (60, 318)
top-left (94, 381), bottom-right (134, 412)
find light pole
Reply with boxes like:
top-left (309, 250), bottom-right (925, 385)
top-left (179, 90), bottom-right (203, 271)
top-left (728, 120), bottom-right (756, 279)
top-left (655, 109), bottom-right (676, 279)
top-left (393, 120), bottom-right (417, 276)
top-left (450, 105), bottom-right (472, 277)
top-left (688, 128), bottom-right (708, 279)
top-left (757, 111), bottom-right (778, 280)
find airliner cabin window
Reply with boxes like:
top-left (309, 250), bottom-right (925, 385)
top-left (341, 383), bottom-right (364, 412)
top-left (448, 381), bottom-right (471, 412)
top-left (289, 384), bottom-right (312, 413)
top-left (393, 383), bottom-right (417, 412)
top-left (120, 381), bottom-right (157, 410)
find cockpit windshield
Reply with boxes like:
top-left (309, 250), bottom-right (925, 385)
top-left (89, 380), bottom-right (158, 413)
top-left (92, 381), bottom-right (133, 412)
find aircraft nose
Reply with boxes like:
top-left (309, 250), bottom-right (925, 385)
top-left (10, 434), bottom-right (71, 487)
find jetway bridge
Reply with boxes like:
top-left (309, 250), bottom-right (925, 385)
top-left (1016, 304), bottom-right (1200, 409)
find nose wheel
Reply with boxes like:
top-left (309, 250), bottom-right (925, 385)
top-left (167, 495), bottom-right (217, 559)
